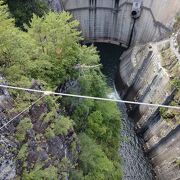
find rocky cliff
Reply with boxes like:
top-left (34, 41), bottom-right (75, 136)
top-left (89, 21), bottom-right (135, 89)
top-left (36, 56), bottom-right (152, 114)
top-left (0, 82), bottom-right (16, 179)
top-left (0, 83), bottom-right (79, 179)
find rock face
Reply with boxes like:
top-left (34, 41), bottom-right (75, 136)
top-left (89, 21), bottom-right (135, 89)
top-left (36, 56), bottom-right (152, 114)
top-left (119, 39), bottom-right (180, 180)
top-left (0, 83), bottom-right (16, 180)
top-left (0, 136), bottom-right (16, 180)
top-left (62, 0), bottom-right (180, 46)
top-left (0, 82), bottom-right (79, 179)
top-left (47, 0), bottom-right (63, 12)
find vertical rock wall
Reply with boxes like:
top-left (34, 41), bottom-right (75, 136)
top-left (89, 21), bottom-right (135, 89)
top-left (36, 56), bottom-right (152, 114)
top-left (0, 81), bottom-right (16, 180)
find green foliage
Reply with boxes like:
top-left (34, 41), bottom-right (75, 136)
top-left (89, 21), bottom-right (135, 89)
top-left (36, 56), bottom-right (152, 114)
top-left (57, 158), bottom-right (73, 179)
top-left (87, 111), bottom-right (107, 138)
top-left (70, 170), bottom-right (84, 180)
top-left (94, 101), bottom-right (121, 159)
top-left (160, 91), bottom-right (180, 124)
top-left (38, 112), bottom-right (74, 141)
top-left (79, 70), bottom-right (107, 97)
top-left (71, 99), bottom-right (95, 132)
top-left (17, 144), bottom-right (28, 161)
top-left (0, 4), bottom-right (122, 178)
top-left (54, 116), bottom-right (73, 136)
top-left (71, 99), bottom-right (121, 160)
top-left (77, 134), bottom-right (122, 180)
top-left (22, 163), bottom-right (58, 180)
top-left (0, 10), bottom-right (99, 89)
top-left (67, 66), bottom-right (122, 173)
top-left (0, 1), bottom-right (14, 30)
top-left (160, 107), bottom-right (168, 118)
top-left (42, 111), bottom-right (56, 123)
top-left (27, 12), bottom-right (91, 88)
top-left (5, 0), bottom-right (48, 29)
top-left (8, 93), bottom-right (37, 114)
top-left (44, 96), bottom-right (59, 111)
top-left (160, 48), bottom-right (180, 124)
top-left (172, 78), bottom-right (180, 90)
top-left (44, 127), bottom-right (55, 139)
top-left (175, 158), bottom-right (180, 168)
top-left (15, 118), bottom-right (32, 142)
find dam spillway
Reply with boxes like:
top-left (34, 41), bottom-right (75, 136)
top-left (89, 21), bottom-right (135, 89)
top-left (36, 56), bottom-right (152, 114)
top-left (60, 0), bottom-right (180, 46)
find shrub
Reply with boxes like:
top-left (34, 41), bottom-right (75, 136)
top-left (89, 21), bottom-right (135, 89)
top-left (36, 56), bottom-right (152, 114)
top-left (15, 117), bottom-right (32, 142)
top-left (17, 144), bottom-right (28, 161)
top-left (54, 116), bottom-right (73, 136)
top-left (22, 164), bottom-right (58, 180)
top-left (77, 134), bottom-right (122, 179)
top-left (44, 127), bottom-right (55, 139)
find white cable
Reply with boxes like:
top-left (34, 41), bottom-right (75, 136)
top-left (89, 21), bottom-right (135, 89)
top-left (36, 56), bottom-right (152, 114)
top-left (0, 95), bottom-right (45, 131)
top-left (0, 84), bottom-right (180, 110)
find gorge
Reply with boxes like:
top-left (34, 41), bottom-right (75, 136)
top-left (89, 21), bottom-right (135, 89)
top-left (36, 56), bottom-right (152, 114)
top-left (0, 0), bottom-right (180, 179)
top-left (55, 0), bottom-right (180, 179)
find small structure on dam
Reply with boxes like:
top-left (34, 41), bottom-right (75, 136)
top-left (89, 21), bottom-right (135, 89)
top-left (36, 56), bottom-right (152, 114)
top-left (131, 0), bottom-right (143, 19)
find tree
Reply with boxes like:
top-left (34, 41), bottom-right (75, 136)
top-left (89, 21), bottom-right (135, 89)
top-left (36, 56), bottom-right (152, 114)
top-left (26, 12), bottom-right (100, 88)
top-left (77, 134), bottom-right (122, 180)
top-left (78, 69), bottom-right (107, 97)
top-left (86, 111), bottom-right (107, 139)
top-left (5, 0), bottom-right (48, 29)
top-left (71, 99), bottom-right (95, 132)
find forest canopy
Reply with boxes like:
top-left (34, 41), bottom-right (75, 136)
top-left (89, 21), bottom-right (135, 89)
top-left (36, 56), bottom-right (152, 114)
top-left (4, 0), bottom-right (48, 29)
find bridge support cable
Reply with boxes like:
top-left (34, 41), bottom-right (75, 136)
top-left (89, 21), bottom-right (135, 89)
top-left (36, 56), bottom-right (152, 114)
top-left (0, 84), bottom-right (179, 111)
top-left (0, 95), bottom-right (46, 131)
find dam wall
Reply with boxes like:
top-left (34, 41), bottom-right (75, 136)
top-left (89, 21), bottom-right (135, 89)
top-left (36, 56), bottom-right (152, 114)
top-left (119, 39), bottom-right (180, 179)
top-left (61, 0), bottom-right (180, 46)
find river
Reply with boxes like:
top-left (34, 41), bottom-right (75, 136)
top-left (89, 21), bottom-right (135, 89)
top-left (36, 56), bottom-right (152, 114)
top-left (94, 43), bottom-right (154, 180)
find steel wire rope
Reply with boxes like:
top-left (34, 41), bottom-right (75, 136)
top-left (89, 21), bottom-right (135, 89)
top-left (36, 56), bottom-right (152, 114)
top-left (0, 84), bottom-right (179, 110)
top-left (0, 95), bottom-right (45, 131)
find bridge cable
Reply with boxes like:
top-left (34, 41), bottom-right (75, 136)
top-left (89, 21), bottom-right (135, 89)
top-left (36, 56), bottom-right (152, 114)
top-left (0, 95), bottom-right (45, 131)
top-left (0, 84), bottom-right (179, 110)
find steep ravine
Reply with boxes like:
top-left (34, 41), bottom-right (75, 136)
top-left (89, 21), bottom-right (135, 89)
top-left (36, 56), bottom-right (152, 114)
top-left (94, 36), bottom-right (180, 180)
top-left (3, 0), bottom-right (179, 179)
top-left (62, 0), bottom-right (180, 176)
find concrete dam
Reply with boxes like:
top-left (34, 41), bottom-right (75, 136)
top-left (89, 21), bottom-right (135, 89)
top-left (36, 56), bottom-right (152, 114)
top-left (50, 0), bottom-right (180, 179)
